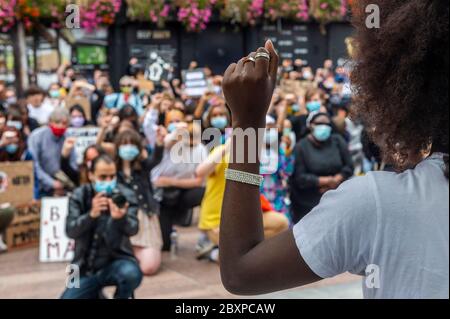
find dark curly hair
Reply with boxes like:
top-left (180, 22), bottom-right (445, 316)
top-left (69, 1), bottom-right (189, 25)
top-left (350, 0), bottom-right (449, 177)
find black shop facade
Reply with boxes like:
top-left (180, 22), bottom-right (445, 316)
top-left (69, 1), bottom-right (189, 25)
top-left (77, 19), bottom-right (354, 89)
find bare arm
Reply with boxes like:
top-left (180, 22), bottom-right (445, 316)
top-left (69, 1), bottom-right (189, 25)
top-left (196, 142), bottom-right (230, 178)
top-left (220, 41), bottom-right (321, 295)
top-left (154, 176), bottom-right (204, 189)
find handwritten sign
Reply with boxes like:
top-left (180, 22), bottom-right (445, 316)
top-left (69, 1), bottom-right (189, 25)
top-left (0, 161), bottom-right (34, 207)
top-left (5, 202), bottom-right (41, 250)
top-left (66, 127), bottom-right (100, 165)
top-left (39, 197), bottom-right (75, 263)
top-left (182, 69), bottom-right (208, 97)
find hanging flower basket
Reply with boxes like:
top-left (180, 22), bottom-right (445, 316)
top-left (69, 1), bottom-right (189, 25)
top-left (13, 0), bottom-right (66, 31)
top-left (79, 0), bottom-right (122, 32)
top-left (126, 0), bottom-right (171, 28)
top-left (310, 0), bottom-right (347, 32)
top-left (217, 0), bottom-right (264, 27)
top-left (0, 0), bottom-right (16, 32)
top-left (264, 0), bottom-right (309, 22)
top-left (176, 0), bottom-right (217, 32)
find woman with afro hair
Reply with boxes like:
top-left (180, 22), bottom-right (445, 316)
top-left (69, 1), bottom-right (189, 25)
top-left (218, 0), bottom-right (449, 299)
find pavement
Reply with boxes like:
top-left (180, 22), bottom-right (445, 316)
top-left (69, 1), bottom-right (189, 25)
top-left (0, 226), bottom-right (363, 299)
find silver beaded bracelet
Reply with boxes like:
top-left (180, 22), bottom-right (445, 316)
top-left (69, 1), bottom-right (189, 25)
top-left (225, 168), bottom-right (263, 187)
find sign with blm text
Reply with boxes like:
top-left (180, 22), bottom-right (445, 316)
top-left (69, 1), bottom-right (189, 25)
top-left (39, 197), bottom-right (75, 263)
top-left (66, 127), bottom-right (100, 165)
top-left (182, 69), bottom-right (209, 97)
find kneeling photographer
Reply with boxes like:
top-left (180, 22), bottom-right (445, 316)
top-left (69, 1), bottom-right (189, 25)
top-left (61, 154), bottom-right (142, 299)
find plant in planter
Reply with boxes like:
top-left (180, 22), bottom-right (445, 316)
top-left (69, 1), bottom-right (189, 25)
top-left (176, 0), bottom-right (217, 32)
top-left (217, 0), bottom-right (264, 27)
top-left (0, 0), bottom-right (16, 32)
top-left (80, 0), bottom-right (122, 32)
top-left (39, 0), bottom-right (66, 28)
top-left (14, 0), bottom-right (66, 30)
top-left (310, 0), bottom-right (347, 24)
top-left (264, 0), bottom-right (309, 22)
top-left (126, 0), bottom-right (171, 28)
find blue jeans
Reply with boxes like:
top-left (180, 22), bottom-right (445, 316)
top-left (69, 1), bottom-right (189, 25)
top-left (61, 259), bottom-right (143, 299)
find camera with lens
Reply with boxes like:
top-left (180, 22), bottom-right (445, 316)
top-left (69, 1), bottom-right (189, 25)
top-left (108, 190), bottom-right (128, 209)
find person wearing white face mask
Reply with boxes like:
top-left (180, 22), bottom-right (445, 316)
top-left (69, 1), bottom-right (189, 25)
top-left (289, 112), bottom-right (354, 223)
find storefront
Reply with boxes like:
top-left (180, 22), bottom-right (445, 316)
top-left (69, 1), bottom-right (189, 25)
top-left (1, 0), bottom-right (355, 91)
top-left (106, 19), bottom-right (354, 87)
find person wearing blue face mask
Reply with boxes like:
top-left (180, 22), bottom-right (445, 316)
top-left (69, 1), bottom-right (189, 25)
top-left (290, 88), bottom-right (327, 143)
top-left (0, 127), bottom-right (26, 162)
top-left (289, 112), bottom-right (354, 223)
top-left (62, 154), bottom-right (142, 299)
top-left (206, 105), bottom-right (231, 147)
top-left (115, 128), bottom-right (166, 276)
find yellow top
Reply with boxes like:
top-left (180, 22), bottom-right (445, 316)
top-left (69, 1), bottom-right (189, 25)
top-left (198, 145), bottom-right (228, 230)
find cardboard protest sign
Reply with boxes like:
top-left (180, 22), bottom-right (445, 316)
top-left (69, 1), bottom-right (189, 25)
top-left (182, 69), bottom-right (209, 97)
top-left (0, 161), bottom-right (34, 207)
top-left (5, 201), bottom-right (41, 250)
top-left (66, 126), bottom-right (100, 165)
top-left (65, 97), bottom-right (92, 121)
top-left (39, 197), bottom-right (75, 263)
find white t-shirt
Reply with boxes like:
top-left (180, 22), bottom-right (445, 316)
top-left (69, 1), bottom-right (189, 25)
top-left (27, 102), bottom-right (55, 125)
top-left (293, 153), bottom-right (449, 299)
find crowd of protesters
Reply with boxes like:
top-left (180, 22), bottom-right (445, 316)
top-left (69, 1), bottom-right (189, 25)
top-left (0, 56), bottom-right (382, 298)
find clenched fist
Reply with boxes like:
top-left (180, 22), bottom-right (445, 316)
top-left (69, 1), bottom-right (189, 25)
top-left (222, 40), bottom-right (279, 129)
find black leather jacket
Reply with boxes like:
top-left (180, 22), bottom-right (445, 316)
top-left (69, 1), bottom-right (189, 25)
top-left (66, 183), bottom-right (139, 273)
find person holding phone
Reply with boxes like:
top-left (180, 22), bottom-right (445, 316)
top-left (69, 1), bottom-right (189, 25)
top-left (62, 154), bottom-right (142, 299)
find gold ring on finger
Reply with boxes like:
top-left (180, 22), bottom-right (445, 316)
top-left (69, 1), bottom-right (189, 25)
top-left (244, 56), bottom-right (256, 64)
top-left (255, 52), bottom-right (270, 61)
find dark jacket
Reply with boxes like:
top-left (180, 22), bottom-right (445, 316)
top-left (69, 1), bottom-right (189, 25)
top-left (117, 145), bottom-right (164, 216)
top-left (66, 183), bottom-right (139, 273)
top-left (289, 134), bottom-right (354, 221)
